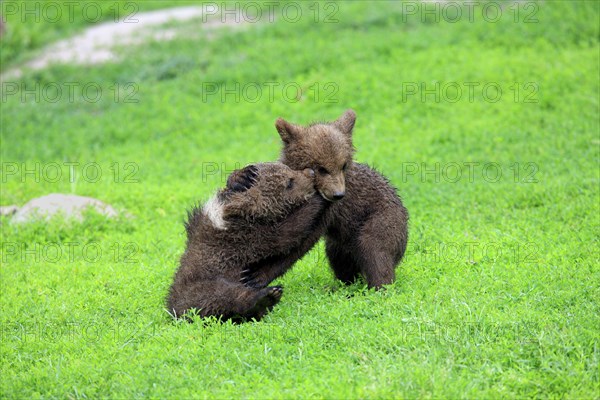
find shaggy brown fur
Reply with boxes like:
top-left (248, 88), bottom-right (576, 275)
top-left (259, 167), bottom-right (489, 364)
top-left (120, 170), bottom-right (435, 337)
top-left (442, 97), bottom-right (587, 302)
top-left (167, 163), bottom-right (326, 321)
top-left (275, 110), bottom-right (409, 289)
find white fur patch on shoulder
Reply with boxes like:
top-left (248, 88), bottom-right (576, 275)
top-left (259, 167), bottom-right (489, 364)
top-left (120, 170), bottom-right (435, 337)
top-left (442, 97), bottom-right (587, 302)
top-left (203, 195), bottom-right (227, 230)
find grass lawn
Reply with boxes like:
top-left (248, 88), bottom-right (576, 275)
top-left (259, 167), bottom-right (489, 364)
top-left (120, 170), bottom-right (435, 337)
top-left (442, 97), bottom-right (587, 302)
top-left (1, 1), bottom-right (599, 398)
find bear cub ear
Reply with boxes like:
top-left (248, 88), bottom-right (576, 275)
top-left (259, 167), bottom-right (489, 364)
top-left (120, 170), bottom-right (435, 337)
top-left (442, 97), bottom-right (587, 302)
top-left (334, 109), bottom-right (356, 137)
top-left (275, 118), bottom-right (299, 144)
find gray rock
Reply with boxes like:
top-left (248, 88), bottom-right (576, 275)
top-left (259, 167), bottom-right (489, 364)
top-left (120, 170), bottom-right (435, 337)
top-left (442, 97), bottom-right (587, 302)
top-left (10, 194), bottom-right (118, 224)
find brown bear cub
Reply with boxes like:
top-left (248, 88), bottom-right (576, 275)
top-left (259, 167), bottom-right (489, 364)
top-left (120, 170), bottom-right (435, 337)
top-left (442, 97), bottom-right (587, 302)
top-left (274, 110), bottom-right (409, 289)
top-left (167, 163), bottom-right (326, 321)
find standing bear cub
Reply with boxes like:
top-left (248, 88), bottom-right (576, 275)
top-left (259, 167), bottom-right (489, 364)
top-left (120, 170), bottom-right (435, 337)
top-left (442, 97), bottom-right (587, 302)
top-left (273, 110), bottom-right (409, 289)
top-left (167, 163), bottom-right (326, 321)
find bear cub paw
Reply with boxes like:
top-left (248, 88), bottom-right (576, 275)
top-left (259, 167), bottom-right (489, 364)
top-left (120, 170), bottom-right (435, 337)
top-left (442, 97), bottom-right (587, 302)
top-left (245, 286), bottom-right (284, 320)
top-left (227, 164), bottom-right (259, 192)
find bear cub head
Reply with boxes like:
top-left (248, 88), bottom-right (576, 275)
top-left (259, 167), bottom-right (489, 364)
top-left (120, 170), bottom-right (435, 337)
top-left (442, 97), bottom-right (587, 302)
top-left (276, 109), bottom-right (356, 202)
top-left (220, 163), bottom-right (317, 224)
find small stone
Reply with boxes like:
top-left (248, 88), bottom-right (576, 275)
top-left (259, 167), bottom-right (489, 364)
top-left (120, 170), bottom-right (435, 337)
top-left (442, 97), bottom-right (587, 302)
top-left (10, 194), bottom-right (119, 224)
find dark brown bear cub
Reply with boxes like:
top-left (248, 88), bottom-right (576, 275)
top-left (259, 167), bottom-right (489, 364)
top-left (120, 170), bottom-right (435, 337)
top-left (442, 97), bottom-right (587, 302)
top-left (167, 163), bottom-right (326, 321)
top-left (275, 110), bottom-right (409, 289)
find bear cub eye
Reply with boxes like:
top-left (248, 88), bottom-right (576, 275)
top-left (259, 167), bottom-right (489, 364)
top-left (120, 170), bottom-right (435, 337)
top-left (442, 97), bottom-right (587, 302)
top-left (286, 178), bottom-right (295, 189)
top-left (317, 167), bottom-right (329, 176)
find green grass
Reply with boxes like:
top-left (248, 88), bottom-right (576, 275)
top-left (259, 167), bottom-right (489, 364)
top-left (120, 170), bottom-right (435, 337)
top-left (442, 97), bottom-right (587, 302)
top-left (1, 1), bottom-right (599, 398)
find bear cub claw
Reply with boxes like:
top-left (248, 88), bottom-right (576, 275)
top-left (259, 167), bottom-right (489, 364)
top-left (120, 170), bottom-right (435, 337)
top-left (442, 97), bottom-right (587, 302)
top-left (240, 268), bottom-right (264, 288)
top-left (227, 164), bottom-right (259, 192)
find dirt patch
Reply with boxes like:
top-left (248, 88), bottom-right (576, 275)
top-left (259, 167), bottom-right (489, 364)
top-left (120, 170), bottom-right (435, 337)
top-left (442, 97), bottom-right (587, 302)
top-left (1, 5), bottom-right (245, 80)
